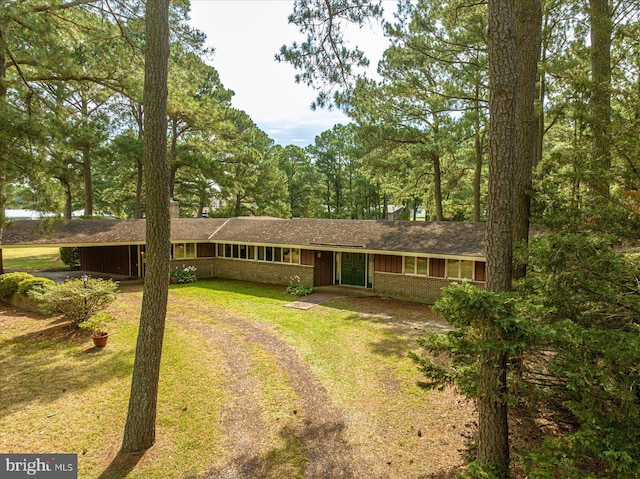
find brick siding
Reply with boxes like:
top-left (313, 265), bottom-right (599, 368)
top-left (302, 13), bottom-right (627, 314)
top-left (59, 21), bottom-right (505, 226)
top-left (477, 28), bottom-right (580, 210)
top-left (373, 272), bottom-right (485, 304)
top-left (169, 259), bottom-right (216, 279)
top-left (170, 258), bottom-right (483, 303)
top-left (212, 258), bottom-right (314, 287)
top-left (170, 258), bottom-right (314, 287)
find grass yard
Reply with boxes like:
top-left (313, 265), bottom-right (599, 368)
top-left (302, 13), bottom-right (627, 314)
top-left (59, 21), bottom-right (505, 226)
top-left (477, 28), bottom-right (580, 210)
top-left (0, 279), bottom-right (475, 479)
top-left (2, 246), bottom-right (65, 272)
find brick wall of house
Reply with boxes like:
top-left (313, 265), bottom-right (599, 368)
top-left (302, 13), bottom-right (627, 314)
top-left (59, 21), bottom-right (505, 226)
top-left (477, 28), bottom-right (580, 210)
top-left (169, 258), bottom-right (483, 303)
top-left (373, 272), bottom-right (485, 304)
top-left (169, 259), bottom-right (216, 279)
top-left (169, 258), bottom-right (314, 286)
top-left (212, 258), bottom-right (314, 287)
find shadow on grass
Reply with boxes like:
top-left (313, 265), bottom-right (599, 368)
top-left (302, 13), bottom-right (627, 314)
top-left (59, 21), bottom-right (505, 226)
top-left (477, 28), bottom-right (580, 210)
top-left (98, 451), bottom-right (145, 479)
top-left (414, 466), bottom-right (469, 478)
top-left (0, 302), bottom-right (49, 319)
top-left (321, 297), bottom-right (452, 359)
top-left (175, 278), bottom-right (291, 302)
top-left (368, 335), bottom-right (415, 358)
top-left (206, 421), bottom-right (355, 479)
top-left (0, 318), bottom-right (132, 419)
top-left (1, 319), bottom-right (87, 346)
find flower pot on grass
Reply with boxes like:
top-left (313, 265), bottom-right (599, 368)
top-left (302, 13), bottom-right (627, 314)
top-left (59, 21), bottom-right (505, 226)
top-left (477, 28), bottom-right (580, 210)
top-left (79, 313), bottom-right (116, 348)
top-left (92, 332), bottom-right (109, 348)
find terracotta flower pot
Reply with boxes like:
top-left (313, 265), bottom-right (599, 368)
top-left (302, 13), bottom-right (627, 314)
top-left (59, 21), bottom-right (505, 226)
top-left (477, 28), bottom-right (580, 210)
top-left (92, 333), bottom-right (109, 348)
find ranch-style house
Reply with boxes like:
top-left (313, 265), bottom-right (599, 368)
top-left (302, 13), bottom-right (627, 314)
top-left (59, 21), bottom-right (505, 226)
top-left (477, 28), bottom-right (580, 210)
top-left (0, 216), bottom-right (486, 303)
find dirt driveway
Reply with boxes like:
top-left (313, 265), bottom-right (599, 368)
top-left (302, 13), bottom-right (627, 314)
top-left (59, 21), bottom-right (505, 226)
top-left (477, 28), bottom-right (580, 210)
top-left (125, 282), bottom-right (476, 479)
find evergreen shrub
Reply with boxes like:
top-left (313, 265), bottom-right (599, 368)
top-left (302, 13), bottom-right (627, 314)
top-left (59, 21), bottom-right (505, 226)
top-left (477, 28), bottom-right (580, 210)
top-left (0, 272), bottom-right (35, 297)
top-left (59, 247), bottom-right (80, 269)
top-left (17, 277), bottom-right (55, 295)
top-left (31, 275), bottom-right (118, 325)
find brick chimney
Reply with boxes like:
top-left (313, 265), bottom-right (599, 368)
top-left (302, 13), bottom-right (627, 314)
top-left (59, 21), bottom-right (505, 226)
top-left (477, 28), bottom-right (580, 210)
top-left (169, 198), bottom-right (180, 218)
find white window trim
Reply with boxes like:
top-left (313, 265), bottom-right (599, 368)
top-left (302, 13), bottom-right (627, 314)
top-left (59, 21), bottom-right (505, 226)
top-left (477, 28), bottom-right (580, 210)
top-left (446, 259), bottom-right (475, 281)
top-left (173, 242), bottom-right (197, 260)
top-left (403, 255), bottom-right (429, 277)
top-left (216, 242), bottom-right (300, 265)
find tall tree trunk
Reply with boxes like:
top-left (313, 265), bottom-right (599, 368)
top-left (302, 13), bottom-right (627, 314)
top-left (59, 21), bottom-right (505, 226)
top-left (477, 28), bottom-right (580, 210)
top-left (135, 159), bottom-right (144, 219)
top-left (383, 192), bottom-right (388, 220)
top-left (63, 179), bottom-right (73, 220)
top-left (134, 104), bottom-right (144, 219)
top-left (1, 48), bottom-right (8, 242)
top-left (512, 0), bottom-right (542, 280)
top-left (432, 116), bottom-right (444, 221)
top-left (0, 155), bottom-right (6, 229)
top-left (169, 165), bottom-right (177, 199)
top-left (81, 91), bottom-right (93, 217)
top-left (169, 117), bottom-right (178, 198)
top-left (432, 152), bottom-right (444, 221)
top-left (0, 47), bottom-right (7, 272)
top-left (483, 0), bottom-right (517, 476)
top-left (473, 93), bottom-right (483, 223)
top-left (235, 193), bottom-right (242, 217)
top-left (197, 194), bottom-right (205, 218)
top-left (588, 0), bottom-right (612, 196)
top-left (121, 0), bottom-right (171, 453)
top-left (535, 10), bottom-right (549, 169)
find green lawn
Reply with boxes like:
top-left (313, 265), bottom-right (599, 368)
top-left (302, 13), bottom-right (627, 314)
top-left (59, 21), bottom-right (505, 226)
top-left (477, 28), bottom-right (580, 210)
top-left (0, 279), bottom-right (472, 478)
top-left (3, 246), bottom-right (66, 272)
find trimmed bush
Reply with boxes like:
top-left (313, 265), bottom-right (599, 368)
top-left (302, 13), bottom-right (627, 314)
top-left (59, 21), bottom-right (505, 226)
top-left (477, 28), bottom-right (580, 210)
top-left (169, 265), bottom-right (198, 284)
top-left (78, 312), bottom-right (116, 337)
top-left (18, 277), bottom-right (55, 296)
top-left (59, 247), bottom-right (80, 269)
top-left (0, 272), bottom-right (35, 297)
top-left (286, 283), bottom-right (314, 296)
top-left (31, 275), bottom-right (118, 325)
top-left (286, 275), bottom-right (313, 296)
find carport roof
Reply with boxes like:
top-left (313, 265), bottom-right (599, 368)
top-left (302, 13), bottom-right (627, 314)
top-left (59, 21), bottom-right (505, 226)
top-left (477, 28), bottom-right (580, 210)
top-left (1, 217), bottom-right (486, 258)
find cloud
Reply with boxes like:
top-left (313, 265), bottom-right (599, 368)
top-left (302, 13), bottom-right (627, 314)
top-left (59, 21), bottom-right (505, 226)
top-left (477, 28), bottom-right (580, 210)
top-left (188, 0), bottom-right (389, 146)
top-left (262, 110), bottom-right (348, 147)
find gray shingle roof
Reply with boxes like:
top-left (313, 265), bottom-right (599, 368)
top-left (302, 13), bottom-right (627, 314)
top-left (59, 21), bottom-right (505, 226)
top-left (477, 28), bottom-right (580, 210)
top-left (214, 217), bottom-right (486, 257)
top-left (1, 217), bottom-right (486, 258)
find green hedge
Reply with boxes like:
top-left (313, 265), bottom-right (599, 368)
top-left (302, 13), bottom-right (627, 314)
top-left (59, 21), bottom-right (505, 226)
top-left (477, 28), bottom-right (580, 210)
top-left (18, 277), bottom-right (55, 295)
top-left (0, 272), bottom-right (35, 297)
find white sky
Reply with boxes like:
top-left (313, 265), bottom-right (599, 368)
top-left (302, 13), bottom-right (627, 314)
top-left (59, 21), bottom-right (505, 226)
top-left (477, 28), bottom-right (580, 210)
top-left (187, 0), bottom-right (393, 147)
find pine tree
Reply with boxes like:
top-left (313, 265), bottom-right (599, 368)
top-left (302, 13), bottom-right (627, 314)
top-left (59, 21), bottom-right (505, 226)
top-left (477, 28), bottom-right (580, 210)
top-left (121, 0), bottom-right (171, 452)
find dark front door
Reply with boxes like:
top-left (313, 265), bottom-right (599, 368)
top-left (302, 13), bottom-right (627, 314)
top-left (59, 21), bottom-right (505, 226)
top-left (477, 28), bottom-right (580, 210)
top-left (341, 252), bottom-right (366, 287)
top-left (314, 250), bottom-right (334, 286)
top-left (130, 245), bottom-right (139, 277)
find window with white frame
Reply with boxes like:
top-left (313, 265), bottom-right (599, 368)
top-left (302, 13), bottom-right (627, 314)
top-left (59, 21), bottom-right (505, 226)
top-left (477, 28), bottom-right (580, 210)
top-left (446, 259), bottom-right (474, 280)
top-left (173, 243), bottom-right (196, 259)
top-left (281, 247), bottom-right (300, 264)
top-left (216, 243), bottom-right (300, 264)
top-left (403, 256), bottom-right (429, 276)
